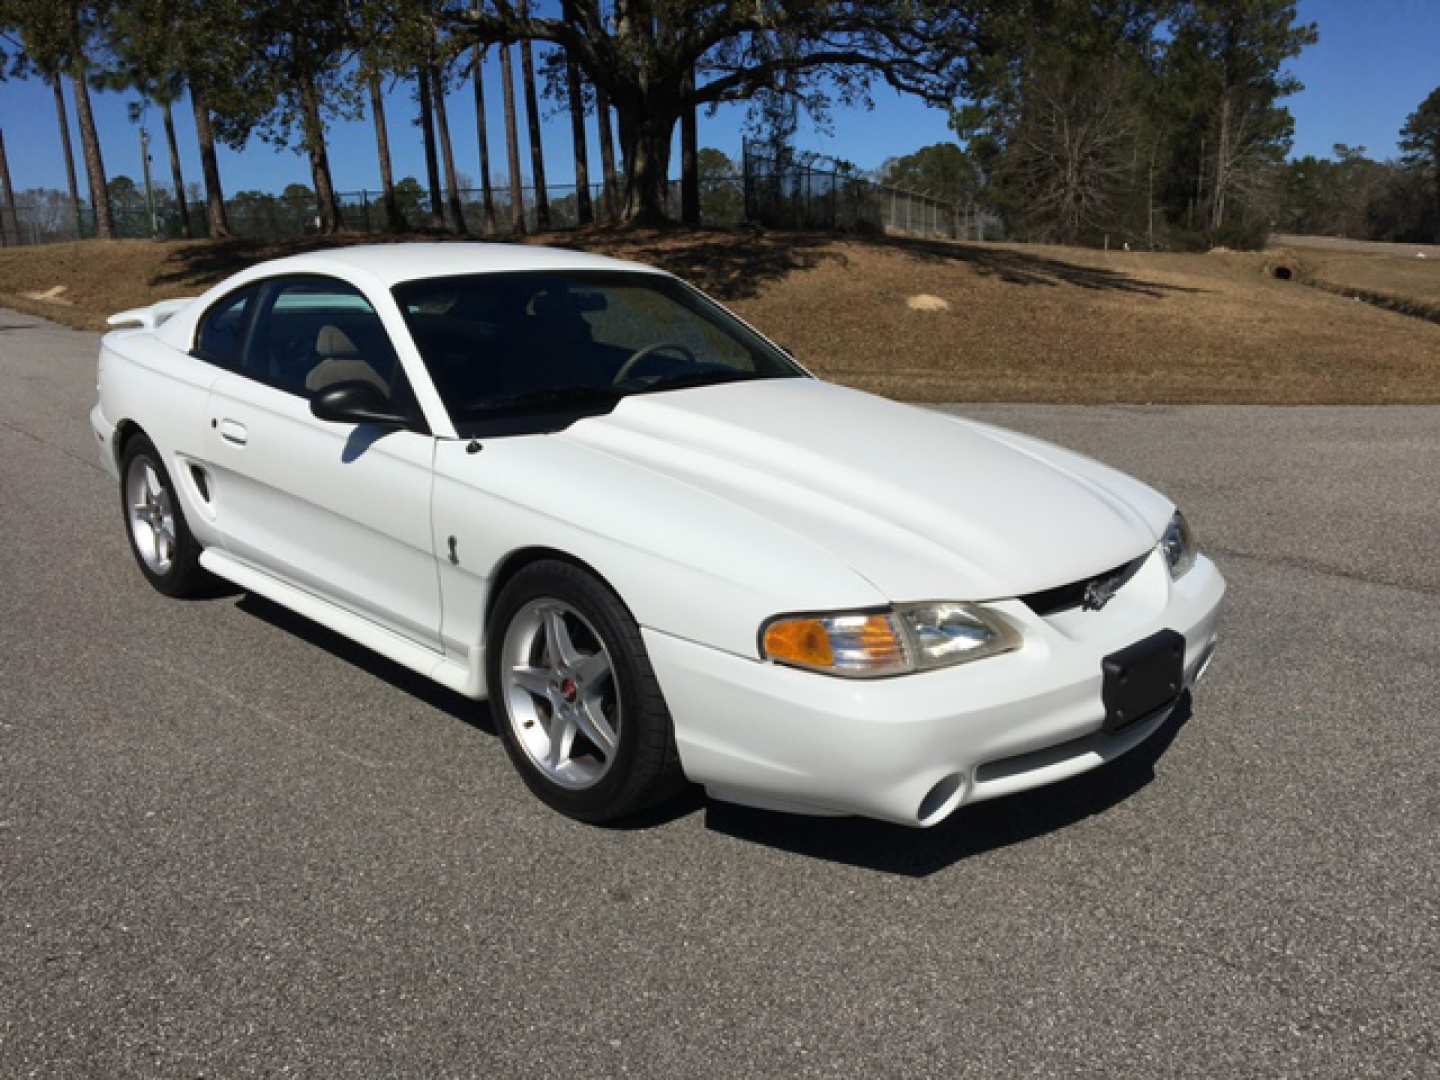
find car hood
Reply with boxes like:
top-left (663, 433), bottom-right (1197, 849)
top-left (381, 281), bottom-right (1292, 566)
top-left (562, 379), bottom-right (1173, 601)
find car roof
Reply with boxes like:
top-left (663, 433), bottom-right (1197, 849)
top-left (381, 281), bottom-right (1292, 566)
top-left (252, 242), bottom-right (662, 288)
top-left (151, 242), bottom-right (668, 352)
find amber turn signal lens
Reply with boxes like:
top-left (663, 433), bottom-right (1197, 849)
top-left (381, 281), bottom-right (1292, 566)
top-left (762, 612), bottom-right (910, 676)
top-left (763, 618), bottom-right (836, 669)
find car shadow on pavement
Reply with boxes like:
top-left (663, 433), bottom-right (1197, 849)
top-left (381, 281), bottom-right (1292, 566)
top-left (231, 587), bottom-right (1193, 853)
top-left (231, 591), bottom-right (722, 827)
top-left (234, 592), bottom-right (491, 732)
top-left (702, 694), bottom-right (1193, 878)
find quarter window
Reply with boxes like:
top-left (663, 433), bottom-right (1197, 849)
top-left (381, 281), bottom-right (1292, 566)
top-left (194, 287), bottom-right (256, 370)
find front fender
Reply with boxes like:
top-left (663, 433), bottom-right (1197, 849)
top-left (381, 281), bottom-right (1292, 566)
top-left (430, 434), bottom-right (886, 662)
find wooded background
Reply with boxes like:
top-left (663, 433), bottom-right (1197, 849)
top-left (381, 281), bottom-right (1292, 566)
top-left (1, 1), bottom-right (1436, 248)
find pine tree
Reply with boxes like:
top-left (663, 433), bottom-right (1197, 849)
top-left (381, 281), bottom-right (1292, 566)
top-left (518, 1), bottom-right (549, 231)
top-left (1399, 87), bottom-right (1440, 238)
top-left (500, 41), bottom-right (525, 235)
top-left (471, 44), bottom-right (498, 233)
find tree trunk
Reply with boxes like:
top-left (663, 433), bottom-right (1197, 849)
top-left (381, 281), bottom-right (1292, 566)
top-left (51, 78), bottom-right (83, 239)
top-left (1147, 143), bottom-right (1156, 250)
top-left (368, 74), bottom-right (404, 232)
top-left (519, 28), bottom-right (549, 230)
top-left (416, 66), bottom-right (445, 229)
top-left (618, 107), bottom-right (676, 225)
top-left (308, 155), bottom-right (325, 230)
top-left (70, 70), bottom-right (113, 239)
top-left (430, 62), bottom-right (468, 235)
top-left (500, 44), bottom-right (526, 236)
top-left (160, 100), bottom-right (192, 239)
top-left (595, 84), bottom-right (619, 223)
top-left (565, 49), bottom-right (593, 226)
top-left (1210, 94), bottom-right (1231, 235)
top-left (300, 74), bottom-right (343, 233)
top-left (189, 86), bottom-right (231, 238)
top-left (680, 69), bottom-right (699, 226)
top-left (0, 130), bottom-right (20, 245)
top-left (472, 46), bottom-right (497, 234)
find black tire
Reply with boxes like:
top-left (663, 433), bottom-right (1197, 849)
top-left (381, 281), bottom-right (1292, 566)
top-left (487, 560), bottom-right (685, 823)
top-left (119, 434), bottom-right (211, 598)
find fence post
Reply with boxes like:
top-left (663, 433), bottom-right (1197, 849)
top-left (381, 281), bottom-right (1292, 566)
top-left (741, 138), bottom-right (749, 221)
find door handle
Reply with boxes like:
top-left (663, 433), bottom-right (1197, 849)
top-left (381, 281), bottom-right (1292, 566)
top-left (218, 419), bottom-right (248, 446)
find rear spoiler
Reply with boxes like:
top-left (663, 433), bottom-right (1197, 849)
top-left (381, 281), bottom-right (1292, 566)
top-left (106, 297), bottom-right (197, 330)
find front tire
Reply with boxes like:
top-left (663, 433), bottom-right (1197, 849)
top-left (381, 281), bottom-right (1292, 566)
top-left (120, 435), bottom-right (209, 598)
top-left (487, 560), bottom-right (684, 823)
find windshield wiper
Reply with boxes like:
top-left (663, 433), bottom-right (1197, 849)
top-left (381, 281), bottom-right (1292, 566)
top-left (461, 385), bottom-right (622, 417)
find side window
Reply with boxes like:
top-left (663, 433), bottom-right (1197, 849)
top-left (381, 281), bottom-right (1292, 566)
top-left (245, 278), bottom-right (404, 403)
top-left (194, 287), bottom-right (256, 370)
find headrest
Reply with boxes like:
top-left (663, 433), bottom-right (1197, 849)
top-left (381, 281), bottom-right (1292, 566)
top-left (305, 357), bottom-right (389, 396)
top-left (316, 324), bottom-right (359, 358)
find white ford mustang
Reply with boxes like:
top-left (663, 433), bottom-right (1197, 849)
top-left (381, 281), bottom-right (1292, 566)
top-left (90, 243), bottom-right (1224, 827)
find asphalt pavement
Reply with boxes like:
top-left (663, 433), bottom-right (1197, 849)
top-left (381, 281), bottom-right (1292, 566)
top-left (2, 306), bottom-right (1437, 1078)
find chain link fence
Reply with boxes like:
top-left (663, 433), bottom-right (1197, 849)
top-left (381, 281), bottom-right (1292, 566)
top-left (741, 144), bottom-right (1002, 242)
top-left (3, 159), bottom-right (999, 245)
top-left (1, 180), bottom-right (677, 246)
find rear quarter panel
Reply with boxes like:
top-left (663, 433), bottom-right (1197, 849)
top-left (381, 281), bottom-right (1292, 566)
top-left (99, 328), bottom-right (225, 547)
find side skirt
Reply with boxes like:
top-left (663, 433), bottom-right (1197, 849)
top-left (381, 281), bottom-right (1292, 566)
top-left (200, 548), bottom-right (485, 700)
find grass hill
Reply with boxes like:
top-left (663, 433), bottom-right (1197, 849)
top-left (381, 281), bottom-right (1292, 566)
top-left (2, 229), bottom-right (1437, 403)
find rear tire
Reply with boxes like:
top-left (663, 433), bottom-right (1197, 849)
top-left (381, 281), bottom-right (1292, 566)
top-left (487, 560), bottom-right (685, 823)
top-left (119, 435), bottom-right (210, 598)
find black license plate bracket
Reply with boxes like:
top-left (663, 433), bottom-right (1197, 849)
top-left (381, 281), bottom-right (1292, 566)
top-left (1101, 629), bottom-right (1185, 733)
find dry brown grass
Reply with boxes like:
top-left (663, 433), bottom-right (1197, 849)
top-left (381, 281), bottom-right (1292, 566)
top-left (2, 229), bottom-right (1438, 403)
top-left (1290, 252), bottom-right (1440, 321)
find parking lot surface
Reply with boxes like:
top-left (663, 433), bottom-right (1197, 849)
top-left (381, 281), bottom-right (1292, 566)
top-left (2, 308), bottom-right (1437, 1078)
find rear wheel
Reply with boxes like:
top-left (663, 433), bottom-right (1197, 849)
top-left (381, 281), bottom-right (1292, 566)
top-left (120, 435), bottom-right (209, 598)
top-left (488, 560), bottom-right (684, 823)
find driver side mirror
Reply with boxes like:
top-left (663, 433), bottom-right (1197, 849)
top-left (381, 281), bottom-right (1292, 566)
top-left (310, 381), bottom-right (407, 427)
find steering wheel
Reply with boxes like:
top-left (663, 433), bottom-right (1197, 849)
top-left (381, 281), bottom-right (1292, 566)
top-left (611, 342), bottom-right (697, 385)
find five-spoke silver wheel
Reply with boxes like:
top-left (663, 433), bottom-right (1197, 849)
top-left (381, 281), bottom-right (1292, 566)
top-left (126, 455), bottom-right (178, 575)
top-left (499, 599), bottom-right (621, 790)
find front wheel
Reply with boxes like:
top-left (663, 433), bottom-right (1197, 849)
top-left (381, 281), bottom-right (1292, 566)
top-left (487, 560), bottom-right (684, 823)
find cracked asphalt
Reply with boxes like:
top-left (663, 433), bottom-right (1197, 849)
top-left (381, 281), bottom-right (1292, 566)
top-left (2, 306), bottom-right (1437, 1078)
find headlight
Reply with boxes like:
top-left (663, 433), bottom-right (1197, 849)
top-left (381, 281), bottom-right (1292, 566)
top-left (1161, 510), bottom-right (1197, 579)
top-left (898, 602), bottom-right (1022, 669)
top-left (760, 603), bottom-right (1020, 678)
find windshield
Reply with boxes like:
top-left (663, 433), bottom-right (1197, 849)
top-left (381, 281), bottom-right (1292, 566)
top-left (392, 270), bottom-right (807, 433)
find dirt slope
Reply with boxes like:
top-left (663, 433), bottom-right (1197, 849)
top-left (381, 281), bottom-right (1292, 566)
top-left (1, 230), bottom-right (1437, 403)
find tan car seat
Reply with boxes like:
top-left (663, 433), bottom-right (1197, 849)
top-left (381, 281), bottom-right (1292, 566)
top-left (305, 325), bottom-right (390, 398)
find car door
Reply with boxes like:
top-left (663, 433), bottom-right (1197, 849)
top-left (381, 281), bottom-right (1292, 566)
top-left (204, 274), bottom-right (442, 650)
top-left (144, 284), bottom-right (257, 549)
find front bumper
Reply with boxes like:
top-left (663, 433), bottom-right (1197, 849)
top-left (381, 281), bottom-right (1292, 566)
top-left (644, 550), bottom-right (1225, 826)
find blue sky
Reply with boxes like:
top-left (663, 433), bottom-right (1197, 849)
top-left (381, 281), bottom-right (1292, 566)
top-left (1, 0), bottom-right (1436, 197)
